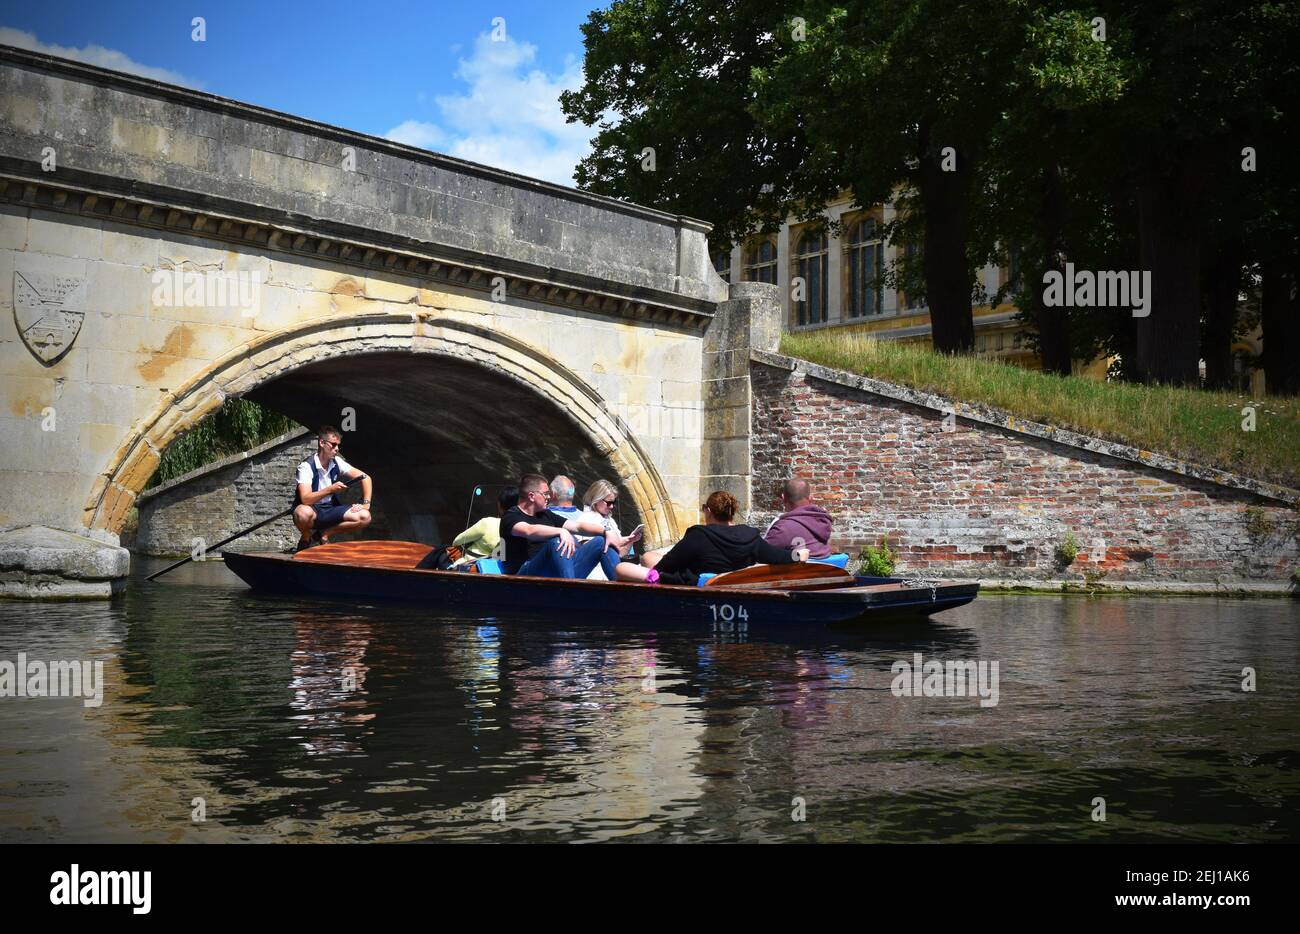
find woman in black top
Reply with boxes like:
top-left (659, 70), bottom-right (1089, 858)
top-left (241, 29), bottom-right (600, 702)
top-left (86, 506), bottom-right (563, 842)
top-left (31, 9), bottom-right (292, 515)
top-left (647, 490), bottom-right (810, 586)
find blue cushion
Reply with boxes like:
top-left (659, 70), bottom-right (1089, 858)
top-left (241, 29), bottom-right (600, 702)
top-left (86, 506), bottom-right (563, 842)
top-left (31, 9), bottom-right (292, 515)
top-left (697, 572), bottom-right (718, 587)
top-left (477, 558), bottom-right (504, 575)
top-left (810, 553), bottom-right (849, 568)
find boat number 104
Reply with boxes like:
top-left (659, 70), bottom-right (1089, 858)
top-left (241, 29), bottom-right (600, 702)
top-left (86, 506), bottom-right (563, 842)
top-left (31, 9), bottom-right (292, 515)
top-left (709, 604), bottom-right (749, 631)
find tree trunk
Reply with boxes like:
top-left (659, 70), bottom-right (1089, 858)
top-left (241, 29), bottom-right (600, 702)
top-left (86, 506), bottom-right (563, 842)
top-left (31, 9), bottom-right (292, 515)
top-left (1034, 161), bottom-right (1072, 375)
top-left (917, 127), bottom-right (975, 354)
top-left (1201, 237), bottom-right (1243, 390)
top-left (1134, 159), bottom-right (1207, 386)
top-left (1261, 258), bottom-right (1300, 396)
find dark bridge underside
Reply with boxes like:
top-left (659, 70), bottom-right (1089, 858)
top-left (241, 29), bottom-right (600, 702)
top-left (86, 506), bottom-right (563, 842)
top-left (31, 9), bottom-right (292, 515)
top-left (247, 353), bottom-right (642, 544)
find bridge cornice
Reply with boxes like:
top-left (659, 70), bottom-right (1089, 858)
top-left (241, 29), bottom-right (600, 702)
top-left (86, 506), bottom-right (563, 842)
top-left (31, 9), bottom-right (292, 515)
top-left (0, 170), bottom-right (715, 331)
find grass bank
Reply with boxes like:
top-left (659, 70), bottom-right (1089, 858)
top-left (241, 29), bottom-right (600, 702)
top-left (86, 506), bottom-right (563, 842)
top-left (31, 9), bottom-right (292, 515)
top-left (781, 331), bottom-right (1300, 490)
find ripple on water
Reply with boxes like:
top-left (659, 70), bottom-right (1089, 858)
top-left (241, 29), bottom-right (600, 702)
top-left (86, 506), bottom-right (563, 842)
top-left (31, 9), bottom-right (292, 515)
top-left (0, 564), bottom-right (1297, 842)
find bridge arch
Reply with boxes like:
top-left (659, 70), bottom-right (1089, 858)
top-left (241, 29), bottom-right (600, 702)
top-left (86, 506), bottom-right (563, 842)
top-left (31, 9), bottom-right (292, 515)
top-left (88, 311), bottom-right (683, 548)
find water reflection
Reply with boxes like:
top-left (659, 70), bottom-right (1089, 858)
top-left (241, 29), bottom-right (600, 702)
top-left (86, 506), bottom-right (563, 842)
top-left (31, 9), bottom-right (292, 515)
top-left (289, 613), bottom-right (376, 757)
top-left (0, 558), bottom-right (1296, 842)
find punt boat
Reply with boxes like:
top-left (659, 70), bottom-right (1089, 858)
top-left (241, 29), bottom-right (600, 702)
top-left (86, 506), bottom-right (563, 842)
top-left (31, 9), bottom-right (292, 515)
top-left (222, 541), bottom-right (978, 628)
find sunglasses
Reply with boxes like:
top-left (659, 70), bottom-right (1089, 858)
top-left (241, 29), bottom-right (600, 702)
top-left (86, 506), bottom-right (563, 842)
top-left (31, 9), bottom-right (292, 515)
top-left (320, 439), bottom-right (340, 449)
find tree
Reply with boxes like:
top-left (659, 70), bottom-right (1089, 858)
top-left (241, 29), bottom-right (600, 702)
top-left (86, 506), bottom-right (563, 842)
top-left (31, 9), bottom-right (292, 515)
top-left (563, 0), bottom-right (1300, 381)
top-left (751, 0), bottom-right (1027, 353)
top-left (975, 7), bottom-right (1129, 376)
top-left (565, 0), bottom-right (1023, 353)
top-left (1098, 1), bottom-right (1299, 385)
top-left (560, 1), bottom-right (814, 252)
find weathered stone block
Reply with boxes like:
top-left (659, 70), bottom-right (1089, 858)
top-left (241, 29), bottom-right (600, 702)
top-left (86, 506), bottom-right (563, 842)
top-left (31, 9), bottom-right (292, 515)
top-left (704, 375), bottom-right (750, 409)
top-left (703, 404), bottom-right (749, 440)
top-left (707, 437), bottom-right (750, 478)
top-left (27, 212), bottom-right (103, 260)
top-left (660, 379), bottom-right (704, 405)
top-left (0, 335), bottom-right (89, 385)
top-left (101, 222), bottom-right (162, 268)
top-left (0, 525), bottom-right (130, 599)
top-left (661, 438), bottom-right (704, 478)
top-left (0, 204), bottom-right (27, 251)
top-left (0, 470), bottom-right (89, 529)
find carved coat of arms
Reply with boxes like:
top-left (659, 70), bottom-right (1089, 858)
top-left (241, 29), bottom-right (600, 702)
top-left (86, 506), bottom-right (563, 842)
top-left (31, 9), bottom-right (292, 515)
top-left (14, 271), bottom-right (87, 365)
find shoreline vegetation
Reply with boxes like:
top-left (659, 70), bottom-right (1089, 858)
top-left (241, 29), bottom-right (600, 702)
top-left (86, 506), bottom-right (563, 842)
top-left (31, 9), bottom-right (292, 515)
top-left (782, 332), bottom-right (1300, 491)
top-left (148, 399), bottom-right (299, 490)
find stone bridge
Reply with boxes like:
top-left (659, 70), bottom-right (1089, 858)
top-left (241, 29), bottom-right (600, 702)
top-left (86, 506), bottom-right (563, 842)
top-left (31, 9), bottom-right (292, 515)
top-left (0, 47), bottom-right (778, 597)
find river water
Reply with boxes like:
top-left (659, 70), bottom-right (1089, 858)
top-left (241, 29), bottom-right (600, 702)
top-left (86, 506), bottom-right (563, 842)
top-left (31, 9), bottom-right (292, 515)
top-left (1, 559), bottom-right (1296, 843)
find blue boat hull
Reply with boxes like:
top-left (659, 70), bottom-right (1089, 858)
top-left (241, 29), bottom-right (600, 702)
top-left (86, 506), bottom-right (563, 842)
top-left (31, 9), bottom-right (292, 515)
top-left (221, 550), bottom-right (979, 629)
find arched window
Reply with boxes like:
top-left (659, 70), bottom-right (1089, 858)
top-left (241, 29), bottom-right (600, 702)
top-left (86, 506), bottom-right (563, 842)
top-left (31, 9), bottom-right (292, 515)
top-left (712, 250), bottom-right (731, 284)
top-left (845, 218), bottom-right (884, 318)
top-left (793, 230), bottom-right (829, 325)
top-left (743, 239), bottom-right (777, 284)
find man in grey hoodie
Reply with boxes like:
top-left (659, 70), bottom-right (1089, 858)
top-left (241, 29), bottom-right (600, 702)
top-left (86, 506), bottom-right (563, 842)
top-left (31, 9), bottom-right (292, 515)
top-left (763, 478), bottom-right (834, 558)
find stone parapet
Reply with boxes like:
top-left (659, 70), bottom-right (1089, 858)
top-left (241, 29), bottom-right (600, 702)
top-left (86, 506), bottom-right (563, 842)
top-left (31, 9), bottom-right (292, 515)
top-left (0, 46), bottom-right (725, 327)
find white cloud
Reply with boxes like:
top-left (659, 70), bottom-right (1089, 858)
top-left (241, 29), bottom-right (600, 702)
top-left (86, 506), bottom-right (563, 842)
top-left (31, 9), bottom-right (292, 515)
top-left (0, 27), bottom-right (201, 88)
top-left (383, 32), bottom-right (594, 187)
top-left (385, 119), bottom-right (447, 150)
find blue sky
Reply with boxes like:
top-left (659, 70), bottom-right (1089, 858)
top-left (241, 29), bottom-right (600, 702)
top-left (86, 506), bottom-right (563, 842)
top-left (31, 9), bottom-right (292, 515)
top-left (0, 0), bottom-right (604, 185)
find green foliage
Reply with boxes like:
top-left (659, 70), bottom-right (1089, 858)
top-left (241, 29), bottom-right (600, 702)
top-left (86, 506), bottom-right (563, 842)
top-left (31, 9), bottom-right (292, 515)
top-left (559, 1), bottom-right (809, 250)
top-left (1055, 531), bottom-right (1080, 568)
top-left (148, 399), bottom-right (298, 488)
top-left (564, 0), bottom-right (1300, 381)
top-left (1244, 507), bottom-right (1275, 540)
top-left (859, 538), bottom-right (897, 577)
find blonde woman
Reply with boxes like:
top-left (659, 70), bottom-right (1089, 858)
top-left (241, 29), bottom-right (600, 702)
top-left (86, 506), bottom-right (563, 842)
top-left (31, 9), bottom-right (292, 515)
top-left (581, 479), bottom-right (657, 582)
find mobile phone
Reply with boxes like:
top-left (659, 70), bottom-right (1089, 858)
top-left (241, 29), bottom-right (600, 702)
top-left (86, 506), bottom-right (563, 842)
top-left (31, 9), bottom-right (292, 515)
top-left (630, 524), bottom-right (645, 537)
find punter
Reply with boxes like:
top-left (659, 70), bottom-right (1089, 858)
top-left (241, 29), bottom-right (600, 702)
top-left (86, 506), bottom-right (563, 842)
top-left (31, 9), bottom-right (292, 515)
top-left (291, 425), bottom-right (373, 551)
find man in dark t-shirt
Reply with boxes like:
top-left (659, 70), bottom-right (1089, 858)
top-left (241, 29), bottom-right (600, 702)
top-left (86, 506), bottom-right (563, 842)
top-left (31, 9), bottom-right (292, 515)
top-left (502, 473), bottom-right (639, 578)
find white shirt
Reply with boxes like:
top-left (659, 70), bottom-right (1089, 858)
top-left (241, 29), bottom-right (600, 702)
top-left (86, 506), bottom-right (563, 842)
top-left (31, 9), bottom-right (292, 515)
top-left (295, 453), bottom-right (355, 505)
top-left (579, 509), bottom-right (624, 579)
top-left (579, 508), bottom-right (621, 539)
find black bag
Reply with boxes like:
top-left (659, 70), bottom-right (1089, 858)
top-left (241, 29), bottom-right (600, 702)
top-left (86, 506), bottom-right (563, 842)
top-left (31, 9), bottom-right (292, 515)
top-left (416, 544), bottom-right (464, 570)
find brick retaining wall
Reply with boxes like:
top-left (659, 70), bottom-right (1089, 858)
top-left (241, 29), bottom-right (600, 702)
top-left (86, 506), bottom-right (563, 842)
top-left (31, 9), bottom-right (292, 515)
top-left (750, 354), bottom-right (1298, 589)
